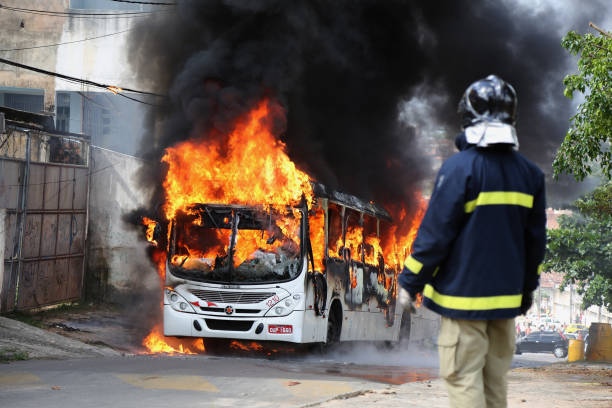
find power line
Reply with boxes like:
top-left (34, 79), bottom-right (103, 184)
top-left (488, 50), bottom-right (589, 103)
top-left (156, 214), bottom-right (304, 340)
top-left (55, 77), bottom-right (162, 107)
top-left (109, 0), bottom-right (176, 5)
top-left (0, 57), bottom-right (165, 97)
top-left (0, 29), bottom-right (132, 52)
top-left (0, 4), bottom-right (162, 15)
top-left (0, 4), bottom-right (168, 19)
top-left (53, 76), bottom-right (162, 106)
top-left (108, 89), bottom-right (161, 106)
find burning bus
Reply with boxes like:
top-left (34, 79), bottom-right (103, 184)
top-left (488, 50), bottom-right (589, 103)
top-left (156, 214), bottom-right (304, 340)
top-left (141, 100), bottom-right (436, 351)
top-left (162, 184), bottom-right (410, 346)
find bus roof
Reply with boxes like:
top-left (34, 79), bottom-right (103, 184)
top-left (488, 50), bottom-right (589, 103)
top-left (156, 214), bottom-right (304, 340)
top-left (312, 182), bottom-right (392, 222)
top-left (184, 183), bottom-right (393, 223)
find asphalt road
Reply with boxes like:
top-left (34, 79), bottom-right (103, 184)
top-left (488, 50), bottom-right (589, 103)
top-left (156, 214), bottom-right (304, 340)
top-left (0, 342), bottom-right (561, 408)
top-left (511, 351), bottom-right (564, 368)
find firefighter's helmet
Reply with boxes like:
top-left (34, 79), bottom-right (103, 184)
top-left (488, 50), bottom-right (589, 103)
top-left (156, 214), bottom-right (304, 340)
top-left (458, 74), bottom-right (517, 129)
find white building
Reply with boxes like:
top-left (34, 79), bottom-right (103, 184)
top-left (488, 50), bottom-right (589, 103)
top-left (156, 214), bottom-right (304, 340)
top-left (526, 209), bottom-right (612, 327)
top-left (0, 0), bottom-right (150, 156)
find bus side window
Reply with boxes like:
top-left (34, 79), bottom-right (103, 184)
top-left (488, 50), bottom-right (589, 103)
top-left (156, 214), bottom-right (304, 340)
top-left (327, 203), bottom-right (343, 258)
top-left (344, 209), bottom-right (363, 262)
top-left (363, 215), bottom-right (380, 265)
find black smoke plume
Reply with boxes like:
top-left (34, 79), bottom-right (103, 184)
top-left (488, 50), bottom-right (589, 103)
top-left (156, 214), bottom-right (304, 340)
top-left (128, 0), bottom-right (608, 211)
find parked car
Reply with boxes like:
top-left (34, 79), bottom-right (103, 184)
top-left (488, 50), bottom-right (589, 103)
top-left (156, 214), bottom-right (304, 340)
top-left (515, 331), bottom-right (568, 358)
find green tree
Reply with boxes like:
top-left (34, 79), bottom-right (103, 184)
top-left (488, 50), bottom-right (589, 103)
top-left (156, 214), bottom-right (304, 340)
top-left (554, 23), bottom-right (612, 181)
top-left (544, 182), bottom-right (612, 310)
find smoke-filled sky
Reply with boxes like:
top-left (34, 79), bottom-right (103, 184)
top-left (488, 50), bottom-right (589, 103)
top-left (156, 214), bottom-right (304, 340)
top-left (128, 0), bottom-right (610, 210)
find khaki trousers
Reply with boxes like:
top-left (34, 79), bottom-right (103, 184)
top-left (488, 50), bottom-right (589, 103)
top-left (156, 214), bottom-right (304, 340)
top-left (438, 317), bottom-right (515, 408)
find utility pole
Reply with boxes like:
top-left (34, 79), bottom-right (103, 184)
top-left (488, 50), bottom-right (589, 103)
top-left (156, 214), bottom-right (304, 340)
top-left (569, 283), bottom-right (573, 324)
top-left (538, 285), bottom-right (541, 320)
top-left (599, 305), bottom-right (602, 322)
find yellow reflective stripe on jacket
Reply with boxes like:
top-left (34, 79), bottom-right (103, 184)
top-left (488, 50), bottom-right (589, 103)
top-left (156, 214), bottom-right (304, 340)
top-left (464, 191), bottom-right (534, 213)
top-left (404, 255), bottom-right (423, 274)
top-left (423, 284), bottom-right (522, 310)
top-left (537, 264), bottom-right (543, 275)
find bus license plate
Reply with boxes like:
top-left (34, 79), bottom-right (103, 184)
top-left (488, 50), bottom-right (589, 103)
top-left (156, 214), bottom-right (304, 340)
top-left (268, 325), bottom-right (292, 334)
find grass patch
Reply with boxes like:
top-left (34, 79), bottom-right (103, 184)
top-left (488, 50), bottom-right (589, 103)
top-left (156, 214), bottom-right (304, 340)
top-left (0, 347), bottom-right (29, 363)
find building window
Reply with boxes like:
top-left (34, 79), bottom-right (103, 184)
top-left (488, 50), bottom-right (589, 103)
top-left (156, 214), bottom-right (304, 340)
top-left (3, 93), bottom-right (44, 113)
top-left (56, 92), bottom-right (71, 132)
top-left (69, 0), bottom-right (149, 11)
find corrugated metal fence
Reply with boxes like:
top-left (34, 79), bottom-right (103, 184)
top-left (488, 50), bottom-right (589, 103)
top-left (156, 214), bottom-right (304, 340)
top-left (0, 125), bottom-right (90, 312)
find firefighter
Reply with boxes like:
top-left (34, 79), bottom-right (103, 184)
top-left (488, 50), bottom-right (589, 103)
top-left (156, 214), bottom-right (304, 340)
top-left (398, 75), bottom-right (546, 408)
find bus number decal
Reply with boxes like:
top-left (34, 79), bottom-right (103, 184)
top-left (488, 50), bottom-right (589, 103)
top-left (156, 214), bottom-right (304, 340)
top-left (266, 295), bottom-right (280, 307)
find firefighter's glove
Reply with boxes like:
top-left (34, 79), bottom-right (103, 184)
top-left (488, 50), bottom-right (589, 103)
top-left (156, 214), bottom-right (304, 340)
top-left (399, 287), bottom-right (416, 314)
top-left (520, 291), bottom-right (533, 315)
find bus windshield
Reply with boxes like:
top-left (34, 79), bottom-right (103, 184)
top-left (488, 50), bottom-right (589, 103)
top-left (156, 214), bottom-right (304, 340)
top-left (169, 204), bottom-right (303, 284)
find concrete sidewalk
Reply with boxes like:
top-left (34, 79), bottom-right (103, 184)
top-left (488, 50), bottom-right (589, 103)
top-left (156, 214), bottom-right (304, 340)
top-left (0, 316), bottom-right (121, 360)
top-left (312, 362), bottom-right (612, 408)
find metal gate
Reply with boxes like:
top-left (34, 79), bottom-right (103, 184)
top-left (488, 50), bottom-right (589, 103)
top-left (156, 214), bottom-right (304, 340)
top-left (1, 124), bottom-right (90, 313)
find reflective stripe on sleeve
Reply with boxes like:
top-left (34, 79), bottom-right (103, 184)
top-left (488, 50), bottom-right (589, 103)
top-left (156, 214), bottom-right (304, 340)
top-left (404, 255), bottom-right (423, 274)
top-left (464, 191), bottom-right (534, 213)
top-left (537, 264), bottom-right (543, 275)
top-left (423, 284), bottom-right (522, 311)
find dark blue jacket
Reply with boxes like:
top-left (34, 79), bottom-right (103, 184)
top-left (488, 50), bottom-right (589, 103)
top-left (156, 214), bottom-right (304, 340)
top-left (398, 134), bottom-right (546, 320)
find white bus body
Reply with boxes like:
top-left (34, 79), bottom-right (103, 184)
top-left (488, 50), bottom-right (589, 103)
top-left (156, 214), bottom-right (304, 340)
top-left (163, 188), bottom-right (438, 345)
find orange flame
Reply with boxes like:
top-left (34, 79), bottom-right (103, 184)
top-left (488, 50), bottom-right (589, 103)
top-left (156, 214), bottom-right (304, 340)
top-left (161, 97), bottom-right (426, 275)
top-left (383, 197), bottom-right (427, 269)
top-left (107, 86), bottom-right (123, 95)
top-left (161, 100), bottom-right (312, 221)
top-left (142, 325), bottom-right (205, 354)
top-left (151, 249), bottom-right (167, 283)
top-left (350, 267), bottom-right (358, 288)
top-left (414, 293), bottom-right (423, 308)
top-left (308, 208), bottom-right (326, 271)
top-left (229, 340), bottom-right (264, 351)
top-left (140, 98), bottom-right (428, 355)
top-left (142, 217), bottom-right (158, 245)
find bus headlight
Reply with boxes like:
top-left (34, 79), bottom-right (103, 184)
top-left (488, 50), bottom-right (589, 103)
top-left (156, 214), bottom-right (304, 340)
top-left (165, 289), bottom-right (196, 314)
top-left (265, 293), bottom-right (303, 317)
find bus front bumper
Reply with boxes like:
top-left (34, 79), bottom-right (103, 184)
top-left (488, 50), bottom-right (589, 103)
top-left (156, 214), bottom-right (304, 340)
top-left (163, 305), bottom-right (307, 343)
